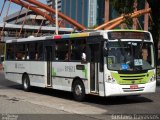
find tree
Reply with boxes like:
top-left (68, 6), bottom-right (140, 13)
top-left (111, 0), bottom-right (160, 61)
top-left (111, 0), bottom-right (134, 14)
top-left (147, 0), bottom-right (160, 61)
top-left (111, 0), bottom-right (134, 27)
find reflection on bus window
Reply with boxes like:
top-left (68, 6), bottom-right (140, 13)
top-left (106, 42), bottom-right (154, 71)
top-left (55, 41), bottom-right (69, 61)
top-left (25, 42), bottom-right (43, 61)
top-left (15, 44), bottom-right (25, 60)
top-left (6, 44), bottom-right (15, 60)
top-left (70, 39), bottom-right (86, 61)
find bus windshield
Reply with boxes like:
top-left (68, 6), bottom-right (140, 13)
top-left (106, 41), bottom-right (154, 71)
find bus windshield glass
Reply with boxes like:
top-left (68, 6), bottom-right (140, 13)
top-left (106, 41), bottom-right (154, 71)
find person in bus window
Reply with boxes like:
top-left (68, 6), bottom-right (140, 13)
top-left (81, 44), bottom-right (86, 61)
top-left (81, 52), bottom-right (86, 61)
top-left (35, 52), bottom-right (39, 60)
top-left (142, 48), bottom-right (148, 61)
top-left (141, 48), bottom-right (152, 69)
top-left (64, 52), bottom-right (69, 61)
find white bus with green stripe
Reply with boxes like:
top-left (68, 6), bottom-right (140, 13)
top-left (4, 30), bottom-right (156, 101)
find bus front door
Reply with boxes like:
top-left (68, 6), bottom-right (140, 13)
top-left (45, 46), bottom-right (52, 87)
top-left (89, 44), bottom-right (100, 93)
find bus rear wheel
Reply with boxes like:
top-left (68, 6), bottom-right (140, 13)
top-left (72, 80), bottom-right (85, 101)
top-left (22, 75), bottom-right (31, 92)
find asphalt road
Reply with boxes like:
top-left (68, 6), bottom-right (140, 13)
top-left (0, 71), bottom-right (160, 120)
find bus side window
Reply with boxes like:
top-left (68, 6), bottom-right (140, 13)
top-left (15, 44), bottom-right (25, 60)
top-left (70, 39), bottom-right (86, 61)
top-left (55, 41), bottom-right (69, 61)
top-left (55, 44), bottom-right (59, 60)
top-left (6, 44), bottom-right (15, 60)
top-left (16, 52), bottom-right (25, 60)
top-left (28, 43), bottom-right (35, 60)
top-left (26, 44), bottom-right (30, 60)
top-left (35, 43), bottom-right (43, 60)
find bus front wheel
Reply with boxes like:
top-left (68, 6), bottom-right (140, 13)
top-left (72, 80), bottom-right (85, 101)
top-left (22, 75), bottom-right (31, 92)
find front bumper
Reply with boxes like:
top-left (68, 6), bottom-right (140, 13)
top-left (105, 81), bottom-right (156, 96)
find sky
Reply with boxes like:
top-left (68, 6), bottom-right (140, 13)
top-left (0, 0), bottom-right (46, 22)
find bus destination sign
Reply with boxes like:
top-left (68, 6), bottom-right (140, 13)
top-left (108, 31), bottom-right (150, 40)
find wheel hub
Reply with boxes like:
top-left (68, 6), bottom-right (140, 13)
top-left (24, 79), bottom-right (28, 89)
top-left (75, 85), bottom-right (82, 95)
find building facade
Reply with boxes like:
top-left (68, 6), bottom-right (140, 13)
top-left (46, 0), bottom-right (99, 28)
top-left (4, 9), bottom-right (47, 26)
top-left (46, 0), bottom-right (150, 30)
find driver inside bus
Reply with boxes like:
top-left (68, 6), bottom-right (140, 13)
top-left (141, 48), bottom-right (152, 69)
top-left (142, 48), bottom-right (148, 61)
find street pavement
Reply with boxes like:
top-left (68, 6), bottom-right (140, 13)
top-left (0, 71), bottom-right (160, 120)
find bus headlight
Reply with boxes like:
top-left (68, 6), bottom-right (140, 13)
top-left (149, 75), bottom-right (156, 82)
top-left (106, 76), bottom-right (117, 83)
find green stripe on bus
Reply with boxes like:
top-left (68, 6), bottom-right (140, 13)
top-left (111, 29), bottom-right (144, 32)
top-left (82, 68), bottom-right (87, 79)
top-left (70, 33), bottom-right (89, 38)
top-left (111, 71), bottom-right (154, 85)
top-left (52, 68), bottom-right (57, 76)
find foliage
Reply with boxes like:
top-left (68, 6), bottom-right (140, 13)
top-left (147, 0), bottom-right (160, 39)
top-left (147, 0), bottom-right (160, 61)
top-left (111, 0), bottom-right (135, 27)
top-left (111, 0), bottom-right (135, 14)
top-left (111, 0), bottom-right (160, 60)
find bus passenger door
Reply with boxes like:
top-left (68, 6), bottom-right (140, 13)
top-left (45, 46), bottom-right (52, 87)
top-left (88, 44), bottom-right (100, 93)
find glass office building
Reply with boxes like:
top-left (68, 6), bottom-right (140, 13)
top-left (46, 0), bottom-right (100, 28)
top-left (46, 0), bottom-right (150, 30)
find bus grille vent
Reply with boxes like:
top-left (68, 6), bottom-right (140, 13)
top-left (120, 74), bottom-right (146, 81)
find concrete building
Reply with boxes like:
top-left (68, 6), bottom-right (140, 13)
top-left (1, 8), bottom-right (73, 40)
top-left (2, 0), bottom-right (151, 36)
top-left (4, 8), bottom-right (47, 26)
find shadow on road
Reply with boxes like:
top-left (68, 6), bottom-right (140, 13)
top-left (0, 74), bottom-right (153, 106)
top-left (85, 95), bottom-right (152, 105)
top-left (6, 83), bottom-right (153, 106)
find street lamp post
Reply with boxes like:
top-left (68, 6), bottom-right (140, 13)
top-left (55, 0), bottom-right (58, 35)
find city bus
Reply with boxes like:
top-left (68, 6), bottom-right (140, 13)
top-left (4, 30), bottom-right (156, 101)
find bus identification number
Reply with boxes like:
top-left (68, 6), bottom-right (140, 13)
top-left (65, 66), bottom-right (75, 72)
top-left (15, 63), bottom-right (25, 69)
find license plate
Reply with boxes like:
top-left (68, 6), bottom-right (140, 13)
top-left (130, 85), bottom-right (138, 89)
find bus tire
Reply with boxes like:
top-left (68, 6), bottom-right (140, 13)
top-left (22, 75), bottom-right (31, 92)
top-left (72, 80), bottom-right (85, 101)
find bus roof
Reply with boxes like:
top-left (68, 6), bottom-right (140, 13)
top-left (5, 29), bottom-right (151, 43)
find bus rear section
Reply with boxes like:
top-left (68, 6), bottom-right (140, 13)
top-left (4, 38), bottom-right (48, 91)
